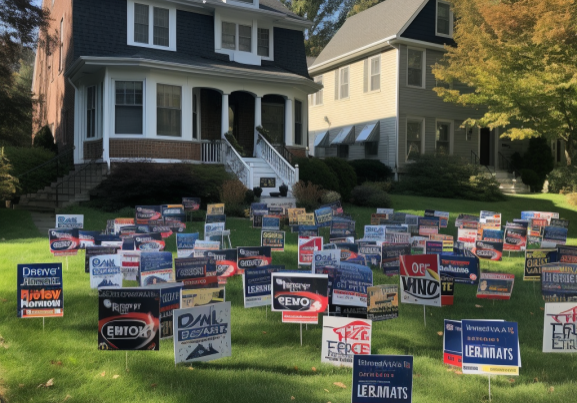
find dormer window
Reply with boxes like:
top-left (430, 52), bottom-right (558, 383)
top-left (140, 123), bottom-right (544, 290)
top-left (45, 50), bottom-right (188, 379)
top-left (127, 0), bottom-right (176, 51)
top-left (221, 22), bottom-right (252, 53)
top-left (436, 1), bottom-right (453, 37)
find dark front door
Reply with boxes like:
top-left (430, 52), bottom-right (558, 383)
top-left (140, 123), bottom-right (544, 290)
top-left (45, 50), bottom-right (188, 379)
top-left (479, 128), bottom-right (491, 166)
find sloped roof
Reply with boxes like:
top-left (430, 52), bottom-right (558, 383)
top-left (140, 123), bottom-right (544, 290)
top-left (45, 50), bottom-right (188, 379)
top-left (311, 0), bottom-right (425, 68)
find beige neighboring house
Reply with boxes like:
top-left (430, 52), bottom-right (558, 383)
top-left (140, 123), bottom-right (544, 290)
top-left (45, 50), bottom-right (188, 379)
top-left (308, 0), bottom-right (561, 179)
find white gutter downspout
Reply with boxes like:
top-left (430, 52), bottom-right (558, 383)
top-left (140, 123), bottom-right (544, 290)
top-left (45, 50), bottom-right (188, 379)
top-left (67, 77), bottom-right (80, 165)
top-left (387, 41), bottom-right (401, 181)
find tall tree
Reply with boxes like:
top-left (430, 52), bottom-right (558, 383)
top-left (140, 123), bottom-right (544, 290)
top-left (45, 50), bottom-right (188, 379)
top-left (0, 0), bottom-right (52, 146)
top-left (433, 0), bottom-right (577, 165)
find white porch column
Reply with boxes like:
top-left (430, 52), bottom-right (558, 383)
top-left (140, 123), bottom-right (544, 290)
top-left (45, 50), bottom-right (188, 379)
top-left (221, 93), bottom-right (229, 139)
top-left (102, 69), bottom-right (111, 170)
top-left (285, 98), bottom-right (293, 146)
top-left (254, 96), bottom-right (262, 156)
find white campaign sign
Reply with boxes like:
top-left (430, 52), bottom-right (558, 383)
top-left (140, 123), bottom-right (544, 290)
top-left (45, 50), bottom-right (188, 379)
top-left (543, 303), bottom-right (577, 353)
top-left (321, 316), bottom-right (372, 367)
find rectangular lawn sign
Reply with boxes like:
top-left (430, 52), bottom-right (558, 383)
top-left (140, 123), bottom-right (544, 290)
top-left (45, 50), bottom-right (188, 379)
top-left (271, 272), bottom-right (328, 313)
top-left (439, 255), bottom-right (479, 285)
top-left (204, 222), bottom-right (225, 241)
top-left (321, 316), bottom-right (372, 367)
top-left (85, 246), bottom-right (119, 273)
top-left (181, 287), bottom-right (225, 309)
top-left (558, 245), bottom-right (577, 264)
top-left (182, 197), bottom-right (200, 211)
top-left (461, 319), bottom-right (520, 375)
top-left (196, 249), bottom-right (239, 283)
top-left (207, 203), bottom-right (225, 215)
top-left (175, 257), bottom-right (217, 289)
top-left (173, 302), bottom-right (231, 364)
top-left (364, 225), bottom-right (386, 242)
top-left (312, 249), bottom-right (340, 272)
top-left (443, 320), bottom-right (462, 367)
top-left (49, 228), bottom-right (79, 256)
top-left (473, 240), bottom-right (503, 261)
top-left (139, 252), bottom-right (173, 286)
top-left (367, 284), bottom-right (398, 321)
top-left (399, 254), bottom-right (442, 307)
top-left (441, 275), bottom-right (454, 306)
top-left (352, 355), bottom-right (413, 403)
top-left (135, 206), bottom-right (162, 224)
top-left (206, 214), bottom-right (226, 224)
top-left (524, 249), bottom-right (557, 281)
top-left (90, 254), bottom-right (122, 289)
top-left (237, 246), bottom-right (272, 272)
top-left (503, 224), bottom-right (527, 251)
top-left (381, 244), bottom-right (410, 276)
top-left (476, 273), bottom-right (515, 300)
top-left (262, 216), bottom-right (281, 230)
top-left (282, 312), bottom-right (318, 324)
top-left (176, 233), bottom-right (199, 258)
top-left (79, 230), bottom-right (100, 248)
top-left (541, 263), bottom-right (577, 302)
top-left (147, 283), bottom-right (183, 339)
top-left (298, 236), bottom-right (323, 266)
top-left (542, 226), bottom-right (568, 247)
top-left (243, 266), bottom-right (286, 308)
top-left (134, 233), bottom-right (165, 251)
top-left (333, 262), bottom-right (373, 307)
top-left (315, 206), bottom-right (333, 227)
top-left (17, 263), bottom-right (63, 318)
top-left (56, 214), bottom-right (84, 229)
top-left (543, 303), bottom-right (577, 353)
top-left (98, 287), bottom-right (160, 350)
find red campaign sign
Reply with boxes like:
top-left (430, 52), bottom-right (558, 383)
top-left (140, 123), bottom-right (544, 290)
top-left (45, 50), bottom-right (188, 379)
top-left (399, 254), bottom-right (442, 307)
top-left (282, 312), bottom-right (318, 324)
top-left (444, 352), bottom-right (462, 367)
top-left (298, 236), bottom-right (323, 266)
top-left (399, 254), bottom-right (438, 277)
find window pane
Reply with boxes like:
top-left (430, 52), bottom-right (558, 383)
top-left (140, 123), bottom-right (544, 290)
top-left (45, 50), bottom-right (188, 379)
top-left (153, 7), bottom-right (169, 46)
top-left (340, 68), bottom-right (349, 99)
top-left (116, 81), bottom-right (125, 104)
top-left (134, 3), bottom-right (149, 44)
top-left (408, 49), bottom-right (423, 87)
top-left (239, 25), bottom-right (251, 52)
top-left (157, 84), bottom-right (182, 136)
top-left (314, 76), bottom-right (323, 105)
top-left (437, 3), bottom-right (451, 35)
top-left (407, 120), bottom-right (422, 159)
top-left (115, 106), bottom-right (143, 134)
top-left (257, 28), bottom-right (269, 56)
top-left (436, 122), bottom-right (450, 154)
top-left (371, 57), bottom-right (380, 90)
top-left (222, 22), bottom-right (236, 50)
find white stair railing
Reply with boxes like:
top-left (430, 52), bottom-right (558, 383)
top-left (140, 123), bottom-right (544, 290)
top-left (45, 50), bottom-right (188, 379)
top-left (222, 137), bottom-right (253, 189)
top-left (255, 134), bottom-right (299, 188)
top-left (201, 140), bottom-right (223, 163)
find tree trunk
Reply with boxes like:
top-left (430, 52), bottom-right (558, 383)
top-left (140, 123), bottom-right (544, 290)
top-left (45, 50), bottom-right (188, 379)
top-left (566, 137), bottom-right (574, 166)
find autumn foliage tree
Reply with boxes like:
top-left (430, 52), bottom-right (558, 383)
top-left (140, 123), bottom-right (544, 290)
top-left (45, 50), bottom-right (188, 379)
top-left (433, 0), bottom-right (577, 165)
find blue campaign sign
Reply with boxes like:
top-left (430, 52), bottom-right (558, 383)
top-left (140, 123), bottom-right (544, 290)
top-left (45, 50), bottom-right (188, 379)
top-left (243, 265), bottom-right (286, 308)
top-left (352, 355), bottom-right (413, 403)
top-left (439, 255), bottom-right (479, 285)
top-left (333, 262), bottom-right (373, 307)
top-left (139, 251), bottom-right (173, 286)
top-left (461, 320), bottom-right (521, 375)
top-left (315, 206), bottom-right (333, 227)
top-left (17, 263), bottom-right (64, 318)
top-left (543, 226), bottom-right (568, 245)
top-left (176, 233), bottom-right (199, 250)
top-left (443, 320), bottom-right (462, 367)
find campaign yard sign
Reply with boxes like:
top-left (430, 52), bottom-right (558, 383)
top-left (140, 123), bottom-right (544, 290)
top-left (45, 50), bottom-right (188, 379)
top-left (49, 228), bottom-right (79, 256)
top-left (524, 249), bottom-right (557, 281)
top-left (439, 255), bottom-right (479, 285)
top-left (181, 287), bottom-right (225, 309)
top-left (90, 255), bottom-right (123, 289)
top-left (461, 320), bottom-right (520, 376)
top-left (182, 197), bottom-right (200, 211)
top-left (197, 249), bottom-right (239, 283)
top-left (85, 246), bottom-right (118, 273)
top-left (558, 245), bottom-right (577, 264)
top-left (352, 355), bottom-right (413, 403)
top-left (176, 233), bottom-right (199, 258)
top-left (473, 240), bottom-right (503, 261)
top-left (134, 233), bottom-right (165, 251)
top-left (98, 287), bottom-right (160, 351)
top-left (359, 243), bottom-right (382, 267)
top-left (243, 266), bottom-right (285, 308)
top-left (79, 230), bottom-right (101, 248)
top-left (56, 214), bottom-right (84, 229)
top-left (476, 273), bottom-right (515, 300)
top-left (364, 225), bottom-right (386, 243)
top-left (173, 302), bottom-right (231, 364)
top-left (543, 303), bottom-right (577, 353)
top-left (261, 230), bottom-right (285, 251)
top-left (262, 216), bottom-right (281, 230)
top-left (271, 273), bottom-right (328, 313)
top-left (443, 320), bottom-right (462, 367)
top-left (457, 228), bottom-right (477, 250)
top-left (381, 245), bottom-right (410, 276)
top-left (543, 226), bottom-right (568, 247)
top-left (315, 206), bottom-right (333, 227)
top-left (282, 312), bottom-right (318, 324)
top-left (17, 263), bottom-right (63, 318)
top-left (139, 252), bottom-right (173, 286)
top-left (298, 236), bottom-right (323, 266)
top-left (503, 224), bottom-right (527, 251)
top-left (541, 263), bottom-right (577, 302)
top-left (204, 222), bottom-right (225, 241)
top-left (206, 214), bottom-right (226, 224)
top-left (441, 275), bottom-right (454, 306)
top-left (321, 316), bottom-right (372, 367)
top-left (175, 257), bottom-right (218, 290)
top-left (333, 262), bottom-right (373, 307)
top-left (367, 285), bottom-right (398, 321)
top-left (147, 283), bottom-right (183, 339)
top-left (237, 246), bottom-right (272, 272)
top-left (399, 254), bottom-right (442, 307)
top-left (207, 203), bottom-right (225, 215)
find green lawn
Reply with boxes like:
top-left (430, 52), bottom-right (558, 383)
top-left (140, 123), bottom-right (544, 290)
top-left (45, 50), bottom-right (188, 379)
top-left (1, 193), bottom-right (576, 402)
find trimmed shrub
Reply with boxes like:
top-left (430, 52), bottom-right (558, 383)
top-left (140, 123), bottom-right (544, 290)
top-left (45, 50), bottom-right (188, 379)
top-left (33, 126), bottom-right (58, 153)
top-left (244, 189), bottom-right (255, 204)
top-left (547, 166), bottom-right (577, 194)
top-left (219, 179), bottom-right (249, 217)
top-left (362, 181), bottom-right (393, 193)
top-left (567, 192), bottom-right (577, 207)
top-left (322, 157), bottom-right (357, 200)
top-left (294, 157), bottom-right (339, 192)
top-left (89, 163), bottom-right (232, 211)
top-left (292, 180), bottom-right (325, 211)
top-left (350, 184), bottom-right (392, 208)
top-left (523, 137), bottom-right (554, 182)
top-left (521, 169), bottom-right (543, 193)
top-left (392, 154), bottom-right (505, 201)
top-left (321, 190), bottom-right (341, 204)
top-left (349, 159), bottom-right (393, 184)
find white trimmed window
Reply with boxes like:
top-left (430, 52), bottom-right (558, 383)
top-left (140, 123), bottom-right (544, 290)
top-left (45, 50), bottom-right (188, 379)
top-left (436, 120), bottom-right (452, 154)
top-left (86, 86), bottom-right (96, 138)
top-left (312, 75), bottom-right (323, 106)
top-left (222, 22), bottom-right (252, 53)
top-left (157, 84), bottom-right (182, 137)
top-left (257, 28), bottom-right (270, 57)
top-left (115, 81), bottom-right (144, 135)
top-left (407, 48), bottom-right (425, 88)
top-left (128, 1), bottom-right (176, 51)
top-left (407, 118), bottom-right (424, 160)
top-left (364, 55), bottom-right (380, 92)
top-left (335, 66), bottom-right (349, 100)
top-left (436, 1), bottom-right (453, 37)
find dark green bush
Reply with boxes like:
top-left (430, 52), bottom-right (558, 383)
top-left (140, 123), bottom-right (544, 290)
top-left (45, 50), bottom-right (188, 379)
top-left (350, 184), bottom-right (392, 208)
top-left (89, 163), bottom-right (232, 211)
top-left (523, 137), bottom-right (554, 181)
top-left (521, 169), bottom-right (543, 193)
top-left (349, 159), bottom-right (393, 184)
top-left (547, 166), bottom-right (577, 193)
top-left (392, 154), bottom-right (505, 201)
top-left (510, 152), bottom-right (523, 174)
top-left (33, 126), bottom-right (58, 153)
top-left (294, 157), bottom-right (339, 192)
top-left (244, 189), bottom-right (255, 204)
top-left (322, 157), bottom-right (357, 200)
